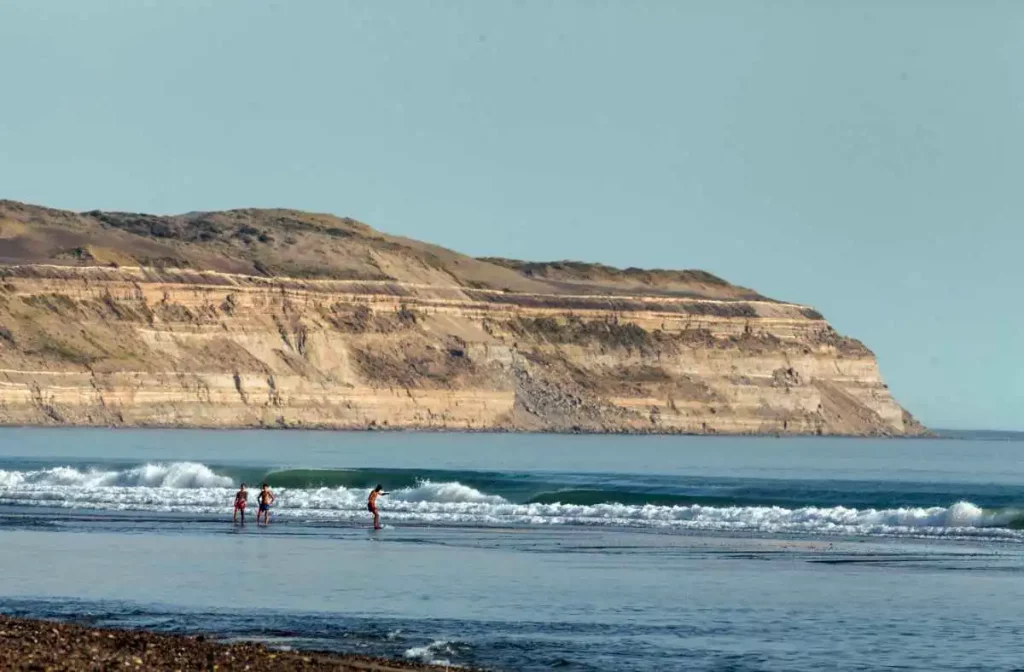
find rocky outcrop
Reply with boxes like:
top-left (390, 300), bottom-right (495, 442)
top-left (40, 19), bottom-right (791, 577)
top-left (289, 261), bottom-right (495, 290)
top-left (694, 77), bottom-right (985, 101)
top-left (0, 201), bottom-right (926, 436)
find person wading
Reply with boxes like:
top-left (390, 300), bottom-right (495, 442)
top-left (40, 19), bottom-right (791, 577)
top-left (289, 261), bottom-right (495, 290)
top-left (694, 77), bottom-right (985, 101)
top-left (233, 483), bottom-right (248, 525)
top-left (367, 484), bottom-right (389, 530)
top-left (256, 482), bottom-right (275, 525)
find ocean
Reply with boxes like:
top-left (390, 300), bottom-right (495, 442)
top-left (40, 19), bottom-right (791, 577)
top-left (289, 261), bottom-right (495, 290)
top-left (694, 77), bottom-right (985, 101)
top-left (0, 428), bottom-right (1022, 670)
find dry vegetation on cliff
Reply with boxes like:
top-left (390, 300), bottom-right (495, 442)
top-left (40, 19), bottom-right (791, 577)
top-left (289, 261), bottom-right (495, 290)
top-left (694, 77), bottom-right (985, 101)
top-left (0, 200), bottom-right (925, 436)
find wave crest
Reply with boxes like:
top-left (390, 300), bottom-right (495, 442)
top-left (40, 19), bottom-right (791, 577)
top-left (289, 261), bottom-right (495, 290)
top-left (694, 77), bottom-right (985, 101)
top-left (0, 463), bottom-right (1021, 541)
top-left (0, 462), bottom-right (233, 489)
top-left (395, 480), bottom-right (506, 505)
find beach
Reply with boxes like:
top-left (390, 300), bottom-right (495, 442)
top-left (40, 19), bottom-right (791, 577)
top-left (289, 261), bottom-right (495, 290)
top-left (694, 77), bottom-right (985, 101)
top-left (1, 429), bottom-right (1023, 671)
top-left (0, 615), bottom-right (458, 671)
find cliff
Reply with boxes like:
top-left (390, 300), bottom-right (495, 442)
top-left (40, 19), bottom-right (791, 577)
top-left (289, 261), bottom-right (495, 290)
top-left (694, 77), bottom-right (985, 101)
top-left (0, 200), bottom-right (925, 435)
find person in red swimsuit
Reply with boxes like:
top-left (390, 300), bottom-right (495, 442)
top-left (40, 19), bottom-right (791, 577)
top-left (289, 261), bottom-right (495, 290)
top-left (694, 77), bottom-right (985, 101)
top-left (233, 483), bottom-right (248, 525)
top-left (367, 484), bottom-right (390, 530)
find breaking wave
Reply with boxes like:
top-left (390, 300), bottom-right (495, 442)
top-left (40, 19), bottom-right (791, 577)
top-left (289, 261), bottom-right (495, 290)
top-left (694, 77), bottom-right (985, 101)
top-left (0, 462), bottom-right (1022, 541)
top-left (0, 462), bottom-right (233, 489)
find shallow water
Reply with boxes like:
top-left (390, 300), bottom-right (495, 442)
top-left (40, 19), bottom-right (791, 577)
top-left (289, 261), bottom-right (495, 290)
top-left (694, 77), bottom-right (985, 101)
top-left (0, 429), bottom-right (1022, 670)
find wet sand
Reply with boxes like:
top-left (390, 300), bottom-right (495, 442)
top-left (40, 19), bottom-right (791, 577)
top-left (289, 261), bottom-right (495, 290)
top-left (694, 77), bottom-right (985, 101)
top-left (0, 615), bottom-right (466, 671)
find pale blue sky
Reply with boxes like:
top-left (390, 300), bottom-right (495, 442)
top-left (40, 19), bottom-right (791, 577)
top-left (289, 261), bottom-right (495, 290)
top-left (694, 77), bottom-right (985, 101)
top-left (1, 1), bottom-right (1021, 430)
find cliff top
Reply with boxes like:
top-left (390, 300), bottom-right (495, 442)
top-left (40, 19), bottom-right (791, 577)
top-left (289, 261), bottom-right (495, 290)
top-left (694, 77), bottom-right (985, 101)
top-left (0, 200), bottom-right (767, 301)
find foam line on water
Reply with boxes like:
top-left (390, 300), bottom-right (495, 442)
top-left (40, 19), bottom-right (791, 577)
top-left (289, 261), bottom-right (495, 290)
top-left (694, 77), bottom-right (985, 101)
top-left (0, 462), bottom-right (233, 489)
top-left (404, 640), bottom-right (461, 667)
top-left (0, 463), bottom-right (1022, 541)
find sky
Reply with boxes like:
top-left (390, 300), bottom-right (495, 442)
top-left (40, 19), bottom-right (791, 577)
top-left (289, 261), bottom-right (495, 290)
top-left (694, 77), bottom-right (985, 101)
top-left (1, 1), bottom-right (1021, 431)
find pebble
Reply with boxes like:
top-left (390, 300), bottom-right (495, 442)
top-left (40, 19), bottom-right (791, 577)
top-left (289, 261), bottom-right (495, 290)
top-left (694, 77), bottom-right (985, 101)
top-left (0, 614), bottom-right (476, 671)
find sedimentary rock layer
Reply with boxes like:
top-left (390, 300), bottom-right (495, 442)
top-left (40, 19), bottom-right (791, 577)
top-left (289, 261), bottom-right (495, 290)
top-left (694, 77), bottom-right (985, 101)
top-left (0, 265), bottom-right (921, 435)
top-left (0, 201), bottom-right (924, 435)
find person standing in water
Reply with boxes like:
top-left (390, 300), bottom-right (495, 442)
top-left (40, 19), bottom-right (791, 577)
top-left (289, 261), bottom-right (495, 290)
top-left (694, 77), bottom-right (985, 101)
top-left (256, 482), bottom-right (275, 525)
top-left (233, 483), bottom-right (249, 525)
top-left (368, 484), bottom-right (389, 530)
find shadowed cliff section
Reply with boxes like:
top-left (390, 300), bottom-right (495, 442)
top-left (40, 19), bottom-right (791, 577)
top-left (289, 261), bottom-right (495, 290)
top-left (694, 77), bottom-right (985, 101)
top-left (0, 200), bottom-right (926, 436)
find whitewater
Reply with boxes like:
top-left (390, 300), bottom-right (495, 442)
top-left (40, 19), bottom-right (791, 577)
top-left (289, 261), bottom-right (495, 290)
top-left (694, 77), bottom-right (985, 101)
top-left (3, 430), bottom-right (1024, 671)
top-left (1, 460), bottom-right (1021, 541)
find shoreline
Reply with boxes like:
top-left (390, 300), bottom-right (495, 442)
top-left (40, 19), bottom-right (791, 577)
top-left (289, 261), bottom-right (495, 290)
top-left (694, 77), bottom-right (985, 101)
top-left (0, 614), bottom-right (470, 671)
top-left (0, 423), bottom-right (934, 439)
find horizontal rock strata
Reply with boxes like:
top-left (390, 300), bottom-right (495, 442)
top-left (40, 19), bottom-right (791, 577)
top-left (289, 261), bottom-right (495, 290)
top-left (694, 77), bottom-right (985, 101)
top-left (0, 201), bottom-right (924, 436)
top-left (0, 266), bottom-right (922, 436)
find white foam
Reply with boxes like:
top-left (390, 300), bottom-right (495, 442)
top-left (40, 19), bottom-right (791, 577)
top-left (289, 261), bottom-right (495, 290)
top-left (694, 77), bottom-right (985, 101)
top-left (120, 462), bottom-right (233, 489)
top-left (404, 640), bottom-right (455, 667)
top-left (0, 462), bottom-right (232, 489)
top-left (0, 465), bottom-right (1021, 542)
top-left (395, 480), bottom-right (505, 505)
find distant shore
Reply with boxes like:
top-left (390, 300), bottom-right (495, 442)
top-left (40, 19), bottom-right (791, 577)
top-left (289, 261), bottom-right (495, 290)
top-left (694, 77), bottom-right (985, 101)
top-left (0, 615), bottom-right (465, 671)
top-left (0, 422), bottom-right (932, 438)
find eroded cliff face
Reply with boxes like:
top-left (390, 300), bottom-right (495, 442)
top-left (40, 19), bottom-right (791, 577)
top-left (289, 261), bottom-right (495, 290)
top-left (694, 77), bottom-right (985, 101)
top-left (0, 265), bottom-right (924, 436)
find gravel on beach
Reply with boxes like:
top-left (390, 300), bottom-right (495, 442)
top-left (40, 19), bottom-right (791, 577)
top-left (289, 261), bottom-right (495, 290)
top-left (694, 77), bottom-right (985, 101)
top-left (0, 615), bottom-right (466, 671)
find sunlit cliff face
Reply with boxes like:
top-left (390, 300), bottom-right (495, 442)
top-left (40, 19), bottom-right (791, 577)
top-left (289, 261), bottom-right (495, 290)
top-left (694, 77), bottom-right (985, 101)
top-left (0, 202), bottom-right (923, 436)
